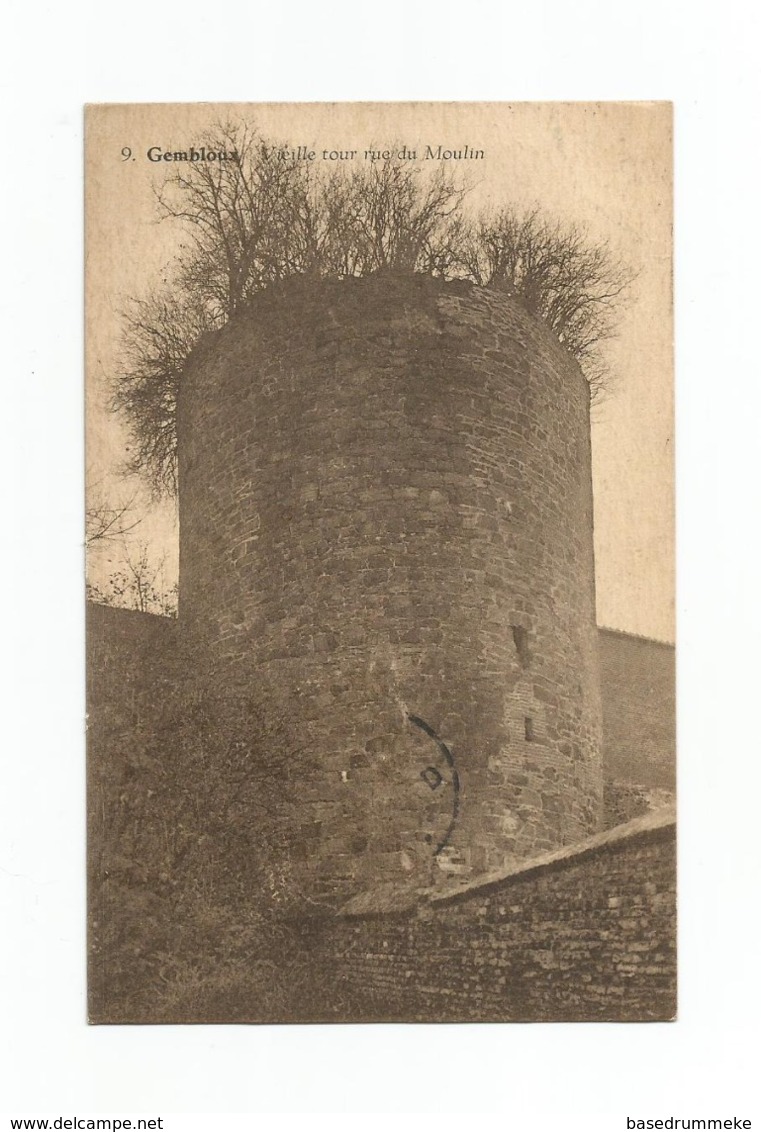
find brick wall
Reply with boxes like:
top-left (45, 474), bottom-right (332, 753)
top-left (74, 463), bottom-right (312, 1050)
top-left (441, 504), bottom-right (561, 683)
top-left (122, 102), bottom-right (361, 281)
top-left (310, 807), bottom-right (676, 1022)
top-left (178, 272), bottom-right (602, 900)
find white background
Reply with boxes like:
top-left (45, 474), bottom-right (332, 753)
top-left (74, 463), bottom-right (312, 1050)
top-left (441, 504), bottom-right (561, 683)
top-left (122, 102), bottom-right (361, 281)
top-left (2, 0), bottom-right (760, 1124)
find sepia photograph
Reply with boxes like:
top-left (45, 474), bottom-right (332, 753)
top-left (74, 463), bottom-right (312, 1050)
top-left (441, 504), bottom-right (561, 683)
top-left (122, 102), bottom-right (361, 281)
top-left (85, 101), bottom-right (675, 1025)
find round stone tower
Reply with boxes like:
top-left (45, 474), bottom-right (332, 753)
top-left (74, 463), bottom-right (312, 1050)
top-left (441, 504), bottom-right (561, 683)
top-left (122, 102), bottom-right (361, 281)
top-left (178, 273), bottom-right (602, 901)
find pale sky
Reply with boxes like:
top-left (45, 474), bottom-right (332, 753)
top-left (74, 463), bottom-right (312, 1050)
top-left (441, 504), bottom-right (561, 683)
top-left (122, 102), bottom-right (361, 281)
top-left (86, 102), bottom-right (673, 642)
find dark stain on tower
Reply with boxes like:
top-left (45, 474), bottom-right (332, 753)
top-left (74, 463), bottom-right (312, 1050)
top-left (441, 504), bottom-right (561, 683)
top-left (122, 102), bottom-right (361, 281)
top-left (177, 272), bottom-right (603, 900)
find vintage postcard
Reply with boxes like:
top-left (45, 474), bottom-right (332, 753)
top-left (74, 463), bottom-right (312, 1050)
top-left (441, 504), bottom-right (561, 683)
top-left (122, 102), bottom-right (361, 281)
top-left (85, 101), bottom-right (674, 1023)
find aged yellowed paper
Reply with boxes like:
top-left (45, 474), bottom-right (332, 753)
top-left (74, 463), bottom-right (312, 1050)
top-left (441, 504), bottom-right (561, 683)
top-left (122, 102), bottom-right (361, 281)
top-left (86, 102), bottom-right (674, 1023)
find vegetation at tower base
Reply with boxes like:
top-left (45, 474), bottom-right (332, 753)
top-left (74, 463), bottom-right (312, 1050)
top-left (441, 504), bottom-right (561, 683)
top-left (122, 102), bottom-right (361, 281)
top-left (112, 119), bottom-right (633, 496)
top-left (87, 613), bottom-right (336, 1023)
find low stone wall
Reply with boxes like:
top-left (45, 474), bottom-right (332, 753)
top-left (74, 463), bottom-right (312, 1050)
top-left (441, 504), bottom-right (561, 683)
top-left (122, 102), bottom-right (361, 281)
top-left (314, 807), bottom-right (676, 1022)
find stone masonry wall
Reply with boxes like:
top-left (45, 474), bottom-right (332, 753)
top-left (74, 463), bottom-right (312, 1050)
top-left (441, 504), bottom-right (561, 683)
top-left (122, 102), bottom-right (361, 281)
top-left (85, 608), bottom-right (676, 843)
top-left (311, 807), bottom-right (676, 1022)
top-left (599, 629), bottom-right (676, 791)
top-left (177, 273), bottom-right (603, 901)
top-left (604, 782), bottom-right (676, 829)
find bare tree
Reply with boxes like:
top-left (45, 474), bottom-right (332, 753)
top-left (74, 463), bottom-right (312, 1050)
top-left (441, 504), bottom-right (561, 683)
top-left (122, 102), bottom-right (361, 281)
top-left (112, 123), bottom-right (470, 495)
top-left (156, 124), bottom-right (469, 310)
top-left (85, 476), bottom-right (141, 547)
top-left (324, 155), bottom-right (469, 276)
top-left (457, 208), bottom-right (635, 400)
top-left (156, 121), bottom-right (319, 319)
top-left (113, 288), bottom-right (214, 497)
top-left (112, 119), bottom-right (632, 493)
top-left (112, 122), bottom-right (319, 497)
top-left (87, 540), bottom-right (177, 617)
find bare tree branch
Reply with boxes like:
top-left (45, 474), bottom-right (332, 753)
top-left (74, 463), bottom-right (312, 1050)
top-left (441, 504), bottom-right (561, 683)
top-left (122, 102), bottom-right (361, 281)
top-left (85, 477), bottom-right (142, 547)
top-left (87, 539), bottom-right (178, 617)
top-left (456, 207), bottom-right (636, 400)
top-left (112, 119), bottom-right (633, 492)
